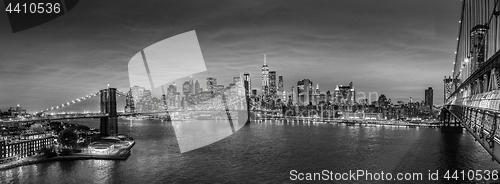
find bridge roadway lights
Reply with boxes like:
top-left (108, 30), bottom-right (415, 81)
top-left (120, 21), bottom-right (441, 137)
top-left (100, 88), bottom-right (118, 136)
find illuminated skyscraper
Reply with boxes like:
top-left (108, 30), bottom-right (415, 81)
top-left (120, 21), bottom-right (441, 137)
top-left (297, 79), bottom-right (313, 106)
top-left (470, 25), bottom-right (488, 72)
top-left (278, 75), bottom-right (284, 101)
top-left (207, 77), bottom-right (217, 92)
top-left (143, 90), bottom-right (152, 101)
top-left (183, 81), bottom-right (191, 96)
top-left (278, 76), bottom-right (283, 92)
top-left (334, 85), bottom-right (340, 103)
top-left (189, 76), bottom-right (194, 94)
top-left (334, 82), bottom-right (355, 105)
top-left (167, 83), bottom-right (177, 93)
top-left (425, 87), bottom-right (433, 111)
top-left (125, 88), bottom-right (135, 113)
top-left (314, 84), bottom-right (320, 105)
top-left (195, 79), bottom-right (200, 95)
top-left (261, 54), bottom-right (269, 97)
top-left (243, 73), bottom-right (251, 96)
top-left (269, 71), bottom-right (277, 98)
top-left (130, 85), bottom-right (145, 102)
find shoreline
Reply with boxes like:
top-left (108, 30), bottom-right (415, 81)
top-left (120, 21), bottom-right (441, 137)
top-left (0, 141), bottom-right (135, 171)
top-left (253, 117), bottom-right (442, 127)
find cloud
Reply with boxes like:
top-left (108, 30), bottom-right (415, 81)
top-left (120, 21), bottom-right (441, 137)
top-left (0, 0), bottom-right (461, 110)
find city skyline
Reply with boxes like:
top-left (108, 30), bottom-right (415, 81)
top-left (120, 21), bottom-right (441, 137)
top-left (0, 0), bottom-right (460, 111)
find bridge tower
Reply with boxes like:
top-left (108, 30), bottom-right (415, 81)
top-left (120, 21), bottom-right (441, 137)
top-left (100, 88), bottom-right (118, 136)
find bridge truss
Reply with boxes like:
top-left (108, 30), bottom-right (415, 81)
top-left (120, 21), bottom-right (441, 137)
top-left (444, 0), bottom-right (500, 163)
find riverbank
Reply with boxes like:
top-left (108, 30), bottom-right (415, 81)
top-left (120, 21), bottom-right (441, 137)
top-left (254, 116), bottom-right (441, 127)
top-left (0, 141), bottom-right (135, 171)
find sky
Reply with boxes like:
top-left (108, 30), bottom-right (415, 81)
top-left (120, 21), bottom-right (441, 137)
top-left (0, 0), bottom-right (461, 112)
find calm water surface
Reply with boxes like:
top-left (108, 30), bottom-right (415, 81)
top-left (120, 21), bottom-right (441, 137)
top-left (0, 119), bottom-right (499, 183)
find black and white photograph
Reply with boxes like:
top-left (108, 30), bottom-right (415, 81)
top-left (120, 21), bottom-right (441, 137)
top-left (0, 0), bottom-right (499, 183)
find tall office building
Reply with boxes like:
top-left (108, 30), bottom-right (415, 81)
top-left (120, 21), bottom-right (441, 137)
top-left (425, 87), bottom-right (433, 111)
top-left (278, 76), bottom-right (283, 92)
top-left (183, 81), bottom-right (191, 95)
top-left (167, 83), bottom-right (177, 106)
top-left (334, 82), bottom-right (355, 105)
top-left (130, 85), bottom-right (150, 112)
top-left (195, 79), bottom-right (200, 95)
top-left (297, 79), bottom-right (313, 106)
top-left (278, 76), bottom-right (284, 101)
top-left (216, 84), bottom-right (225, 94)
top-left (167, 83), bottom-right (177, 93)
top-left (207, 77), bottom-right (217, 92)
top-left (282, 91), bottom-right (287, 104)
top-left (189, 76), bottom-right (194, 94)
top-left (292, 86), bottom-right (297, 105)
top-left (124, 88), bottom-right (135, 113)
top-left (130, 85), bottom-right (145, 103)
top-left (269, 71), bottom-right (277, 98)
top-left (314, 84), bottom-right (320, 105)
top-left (470, 25), bottom-right (488, 72)
top-left (233, 77), bottom-right (241, 84)
top-left (261, 55), bottom-right (269, 97)
top-left (143, 90), bottom-right (152, 101)
top-left (243, 73), bottom-right (251, 96)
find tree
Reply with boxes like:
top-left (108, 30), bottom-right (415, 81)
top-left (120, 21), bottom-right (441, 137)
top-left (30, 123), bottom-right (46, 133)
top-left (58, 128), bottom-right (78, 150)
top-left (40, 147), bottom-right (57, 158)
top-left (75, 125), bottom-right (90, 132)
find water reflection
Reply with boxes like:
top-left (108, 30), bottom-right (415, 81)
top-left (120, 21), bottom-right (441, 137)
top-left (173, 120), bottom-right (236, 153)
top-left (1, 119), bottom-right (499, 183)
top-left (91, 160), bottom-right (114, 184)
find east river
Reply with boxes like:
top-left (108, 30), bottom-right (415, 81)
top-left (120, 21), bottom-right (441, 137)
top-left (0, 119), bottom-right (499, 183)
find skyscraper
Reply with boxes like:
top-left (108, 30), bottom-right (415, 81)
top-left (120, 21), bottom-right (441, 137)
top-left (130, 85), bottom-right (145, 102)
top-left (278, 76), bottom-right (283, 92)
top-left (470, 25), bottom-right (488, 73)
top-left (195, 79), bottom-right (200, 95)
top-left (167, 83), bottom-right (177, 93)
top-left (314, 84), bottom-right (320, 105)
top-left (261, 54), bottom-right (269, 97)
top-left (425, 87), bottom-right (433, 111)
top-left (233, 77), bottom-right (241, 84)
top-left (334, 82), bottom-right (355, 105)
top-left (189, 76), bottom-right (194, 94)
top-left (125, 88), bottom-right (135, 113)
top-left (143, 90), bottom-right (152, 101)
top-left (207, 77), bottom-right (217, 92)
top-left (297, 79), bottom-right (312, 106)
top-left (183, 81), bottom-right (191, 95)
top-left (278, 76), bottom-right (284, 101)
top-left (269, 71), bottom-right (277, 98)
top-left (167, 83), bottom-right (177, 106)
top-left (243, 73), bottom-right (251, 96)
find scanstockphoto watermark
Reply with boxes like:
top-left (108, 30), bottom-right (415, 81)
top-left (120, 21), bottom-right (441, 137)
top-left (289, 170), bottom-right (425, 181)
top-left (289, 170), bottom-right (500, 181)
